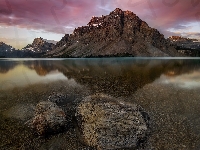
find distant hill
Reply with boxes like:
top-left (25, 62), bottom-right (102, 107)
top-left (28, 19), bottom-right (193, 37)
top-left (167, 36), bottom-right (198, 43)
top-left (168, 36), bottom-right (200, 56)
top-left (47, 8), bottom-right (181, 57)
top-left (0, 42), bottom-right (19, 58)
top-left (0, 42), bottom-right (15, 51)
top-left (0, 38), bottom-right (55, 58)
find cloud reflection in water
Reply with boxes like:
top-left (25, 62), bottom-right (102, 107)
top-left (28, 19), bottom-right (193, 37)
top-left (0, 64), bottom-right (69, 90)
top-left (158, 70), bottom-right (200, 89)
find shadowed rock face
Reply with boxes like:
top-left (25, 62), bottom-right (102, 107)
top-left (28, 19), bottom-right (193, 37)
top-left (76, 94), bottom-right (150, 150)
top-left (48, 8), bottom-right (181, 57)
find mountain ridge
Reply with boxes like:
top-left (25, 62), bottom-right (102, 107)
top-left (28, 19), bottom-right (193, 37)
top-left (47, 8), bottom-right (181, 57)
top-left (0, 8), bottom-right (187, 58)
top-left (0, 38), bottom-right (56, 58)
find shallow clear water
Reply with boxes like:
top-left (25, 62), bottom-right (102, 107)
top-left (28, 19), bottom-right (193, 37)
top-left (0, 58), bottom-right (200, 149)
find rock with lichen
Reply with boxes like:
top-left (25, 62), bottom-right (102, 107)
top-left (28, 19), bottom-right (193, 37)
top-left (75, 94), bottom-right (150, 150)
top-left (30, 101), bottom-right (67, 135)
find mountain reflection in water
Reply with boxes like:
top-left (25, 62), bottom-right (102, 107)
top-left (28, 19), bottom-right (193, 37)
top-left (1, 58), bottom-right (200, 96)
top-left (0, 61), bottom-right (68, 89)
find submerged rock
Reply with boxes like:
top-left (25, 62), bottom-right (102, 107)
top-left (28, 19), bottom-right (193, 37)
top-left (76, 94), bottom-right (150, 150)
top-left (30, 101), bottom-right (67, 135)
top-left (48, 92), bottom-right (67, 105)
top-left (3, 104), bottom-right (35, 122)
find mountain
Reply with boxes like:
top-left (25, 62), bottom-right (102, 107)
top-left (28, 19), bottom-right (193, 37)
top-left (47, 8), bottom-right (181, 57)
top-left (0, 42), bottom-right (18, 58)
top-left (0, 42), bottom-right (33, 58)
top-left (22, 37), bottom-right (55, 53)
top-left (168, 36), bottom-right (200, 56)
top-left (168, 36), bottom-right (198, 43)
top-left (0, 42), bottom-right (15, 52)
top-left (0, 38), bottom-right (56, 58)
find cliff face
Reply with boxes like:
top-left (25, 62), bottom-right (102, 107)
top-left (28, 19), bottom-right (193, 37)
top-left (48, 8), bottom-right (181, 57)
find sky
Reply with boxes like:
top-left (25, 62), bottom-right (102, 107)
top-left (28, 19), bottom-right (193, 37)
top-left (0, 0), bottom-right (200, 49)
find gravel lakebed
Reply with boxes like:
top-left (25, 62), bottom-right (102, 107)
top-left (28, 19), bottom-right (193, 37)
top-left (0, 80), bottom-right (199, 150)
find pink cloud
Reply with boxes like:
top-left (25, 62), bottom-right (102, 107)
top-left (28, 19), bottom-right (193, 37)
top-left (0, 0), bottom-right (99, 34)
top-left (0, 0), bottom-right (199, 38)
top-left (111, 0), bottom-right (200, 29)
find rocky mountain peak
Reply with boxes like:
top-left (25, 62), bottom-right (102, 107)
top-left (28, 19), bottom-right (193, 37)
top-left (32, 37), bottom-right (45, 46)
top-left (22, 37), bottom-right (55, 53)
top-left (48, 8), bottom-right (181, 57)
top-left (73, 8), bottom-right (148, 39)
top-left (110, 8), bottom-right (124, 15)
top-left (110, 8), bottom-right (136, 18)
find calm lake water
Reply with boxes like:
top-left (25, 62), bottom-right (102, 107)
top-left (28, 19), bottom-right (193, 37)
top-left (0, 58), bottom-right (200, 149)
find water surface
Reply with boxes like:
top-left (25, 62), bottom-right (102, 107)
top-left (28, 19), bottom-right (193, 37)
top-left (0, 58), bottom-right (200, 149)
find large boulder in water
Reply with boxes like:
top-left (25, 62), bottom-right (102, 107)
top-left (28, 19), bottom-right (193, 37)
top-left (76, 94), bottom-right (150, 150)
top-left (30, 101), bottom-right (67, 135)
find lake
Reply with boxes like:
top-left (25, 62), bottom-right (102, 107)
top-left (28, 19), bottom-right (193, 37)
top-left (0, 58), bottom-right (200, 149)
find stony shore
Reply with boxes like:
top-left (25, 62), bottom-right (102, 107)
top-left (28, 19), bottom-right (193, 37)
top-left (0, 80), bottom-right (199, 149)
